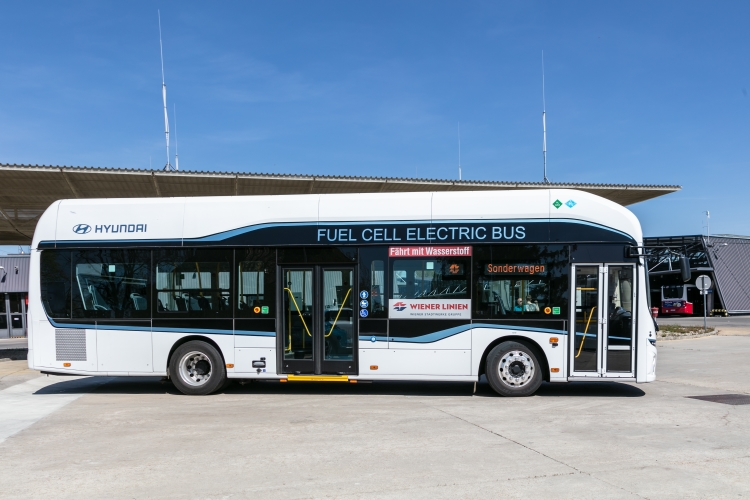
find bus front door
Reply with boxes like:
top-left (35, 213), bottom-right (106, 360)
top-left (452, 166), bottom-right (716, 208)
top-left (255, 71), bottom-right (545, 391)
top-left (571, 265), bottom-right (636, 378)
top-left (280, 266), bottom-right (357, 375)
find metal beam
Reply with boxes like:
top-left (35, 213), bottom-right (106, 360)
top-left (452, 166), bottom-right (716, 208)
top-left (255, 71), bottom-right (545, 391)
top-left (151, 173), bottom-right (162, 197)
top-left (59, 169), bottom-right (81, 198)
top-left (0, 207), bottom-right (33, 240)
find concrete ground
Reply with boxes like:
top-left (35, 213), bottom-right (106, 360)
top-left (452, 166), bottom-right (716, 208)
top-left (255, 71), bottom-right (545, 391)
top-left (0, 333), bottom-right (749, 499)
top-left (0, 337), bottom-right (28, 350)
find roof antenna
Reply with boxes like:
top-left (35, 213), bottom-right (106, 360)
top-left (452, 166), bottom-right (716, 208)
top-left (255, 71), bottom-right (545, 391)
top-left (542, 51), bottom-right (549, 184)
top-left (458, 122), bottom-right (462, 181)
top-left (174, 104), bottom-right (179, 170)
top-left (159, 11), bottom-right (175, 171)
top-left (704, 210), bottom-right (710, 245)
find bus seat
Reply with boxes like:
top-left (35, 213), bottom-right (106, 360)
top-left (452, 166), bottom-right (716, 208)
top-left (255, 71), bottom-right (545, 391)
top-left (130, 293), bottom-right (147, 310)
top-left (175, 297), bottom-right (187, 311)
top-left (197, 296), bottom-right (211, 311)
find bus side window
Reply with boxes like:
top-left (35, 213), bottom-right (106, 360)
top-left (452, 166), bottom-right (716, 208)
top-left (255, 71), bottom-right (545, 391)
top-left (155, 248), bottom-right (232, 318)
top-left (391, 258), bottom-right (470, 300)
top-left (71, 249), bottom-right (151, 320)
top-left (236, 247), bottom-right (276, 318)
top-left (40, 250), bottom-right (72, 319)
top-left (472, 244), bottom-right (569, 320)
top-left (370, 259), bottom-right (385, 313)
top-left (359, 246), bottom-right (388, 318)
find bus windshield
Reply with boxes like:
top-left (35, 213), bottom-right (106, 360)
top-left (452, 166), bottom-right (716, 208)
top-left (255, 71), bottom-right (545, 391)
top-left (662, 285), bottom-right (684, 299)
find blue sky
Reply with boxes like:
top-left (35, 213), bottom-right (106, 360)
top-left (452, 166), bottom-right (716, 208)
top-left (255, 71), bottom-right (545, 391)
top-left (0, 0), bottom-right (748, 238)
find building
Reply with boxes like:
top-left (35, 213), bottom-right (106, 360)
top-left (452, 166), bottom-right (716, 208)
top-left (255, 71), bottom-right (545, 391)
top-left (0, 255), bottom-right (29, 338)
top-left (645, 235), bottom-right (750, 315)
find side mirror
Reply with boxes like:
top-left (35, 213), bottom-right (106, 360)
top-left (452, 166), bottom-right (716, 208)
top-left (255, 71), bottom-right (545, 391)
top-left (680, 254), bottom-right (691, 282)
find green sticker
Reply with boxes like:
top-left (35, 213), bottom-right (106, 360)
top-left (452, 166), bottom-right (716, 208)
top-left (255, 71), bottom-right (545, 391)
top-left (552, 307), bottom-right (560, 315)
top-left (552, 199), bottom-right (562, 209)
top-left (261, 306), bottom-right (269, 314)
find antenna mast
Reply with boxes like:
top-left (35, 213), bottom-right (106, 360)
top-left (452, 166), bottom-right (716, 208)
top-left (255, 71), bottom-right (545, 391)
top-left (458, 122), bottom-right (462, 181)
top-left (174, 104), bottom-right (179, 170)
top-left (704, 210), bottom-right (710, 245)
top-left (159, 11), bottom-right (175, 171)
top-left (542, 51), bottom-right (549, 183)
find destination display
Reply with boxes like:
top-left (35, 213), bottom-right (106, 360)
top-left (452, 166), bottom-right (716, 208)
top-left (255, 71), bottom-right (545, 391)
top-left (484, 263), bottom-right (548, 276)
top-left (388, 245), bottom-right (472, 257)
top-left (389, 299), bottom-right (472, 319)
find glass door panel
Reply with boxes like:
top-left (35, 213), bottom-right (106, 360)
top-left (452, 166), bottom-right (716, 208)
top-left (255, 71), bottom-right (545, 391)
top-left (282, 269), bottom-right (314, 372)
top-left (571, 264), bottom-right (636, 377)
top-left (605, 266), bottom-right (635, 373)
top-left (280, 266), bottom-right (357, 375)
top-left (573, 266), bottom-right (600, 373)
top-left (0, 294), bottom-right (8, 339)
top-left (322, 269), bottom-right (354, 362)
top-left (8, 293), bottom-right (26, 337)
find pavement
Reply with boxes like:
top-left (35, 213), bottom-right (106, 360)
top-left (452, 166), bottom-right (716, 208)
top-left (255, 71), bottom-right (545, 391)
top-left (0, 337), bottom-right (28, 350)
top-left (0, 332), bottom-right (749, 499)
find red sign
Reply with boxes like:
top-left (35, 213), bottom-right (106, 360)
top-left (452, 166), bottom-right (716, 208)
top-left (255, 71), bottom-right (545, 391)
top-left (388, 246), bottom-right (472, 258)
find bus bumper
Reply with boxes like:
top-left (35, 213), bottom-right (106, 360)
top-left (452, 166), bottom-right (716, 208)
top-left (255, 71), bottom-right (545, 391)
top-left (646, 342), bottom-right (657, 382)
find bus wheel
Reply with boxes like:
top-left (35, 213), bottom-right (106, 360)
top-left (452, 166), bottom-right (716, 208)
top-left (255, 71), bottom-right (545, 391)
top-left (486, 341), bottom-right (542, 397)
top-left (170, 341), bottom-right (226, 396)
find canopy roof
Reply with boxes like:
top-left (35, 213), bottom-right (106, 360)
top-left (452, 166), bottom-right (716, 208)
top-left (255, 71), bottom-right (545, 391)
top-left (0, 163), bottom-right (681, 245)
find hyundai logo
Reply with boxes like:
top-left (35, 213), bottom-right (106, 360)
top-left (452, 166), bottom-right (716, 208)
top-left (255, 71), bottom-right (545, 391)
top-left (72, 224), bottom-right (92, 234)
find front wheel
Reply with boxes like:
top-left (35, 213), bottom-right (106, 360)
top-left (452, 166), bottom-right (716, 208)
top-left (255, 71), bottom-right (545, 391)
top-left (169, 340), bottom-right (226, 395)
top-left (486, 341), bottom-right (543, 397)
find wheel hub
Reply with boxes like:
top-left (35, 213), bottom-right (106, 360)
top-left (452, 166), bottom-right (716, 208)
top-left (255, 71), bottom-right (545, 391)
top-left (179, 351), bottom-right (213, 387)
top-left (498, 350), bottom-right (535, 388)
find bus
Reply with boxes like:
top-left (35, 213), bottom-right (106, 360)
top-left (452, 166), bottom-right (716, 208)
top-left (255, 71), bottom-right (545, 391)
top-left (27, 189), bottom-right (657, 396)
top-left (660, 285), bottom-right (694, 315)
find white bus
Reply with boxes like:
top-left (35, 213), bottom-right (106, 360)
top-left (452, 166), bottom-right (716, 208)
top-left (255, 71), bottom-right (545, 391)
top-left (27, 189), bottom-right (657, 396)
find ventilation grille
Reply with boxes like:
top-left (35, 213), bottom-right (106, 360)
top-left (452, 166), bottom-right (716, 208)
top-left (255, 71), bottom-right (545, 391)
top-left (55, 329), bottom-right (87, 361)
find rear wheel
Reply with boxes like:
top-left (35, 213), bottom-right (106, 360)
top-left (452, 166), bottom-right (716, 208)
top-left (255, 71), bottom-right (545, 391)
top-left (486, 341), bottom-right (543, 397)
top-left (169, 341), bottom-right (226, 395)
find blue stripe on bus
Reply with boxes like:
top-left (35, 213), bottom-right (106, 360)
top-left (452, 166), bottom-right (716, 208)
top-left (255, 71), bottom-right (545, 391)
top-left (48, 318), bottom-right (272, 337)
top-left (48, 319), bottom-right (152, 331)
top-left (358, 336), bottom-right (387, 342)
top-left (234, 330), bottom-right (275, 337)
top-left (49, 319), bottom-right (567, 342)
top-left (390, 323), bottom-right (567, 344)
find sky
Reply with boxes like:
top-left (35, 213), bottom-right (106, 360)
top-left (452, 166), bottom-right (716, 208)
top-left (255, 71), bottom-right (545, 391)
top-left (0, 0), bottom-right (748, 241)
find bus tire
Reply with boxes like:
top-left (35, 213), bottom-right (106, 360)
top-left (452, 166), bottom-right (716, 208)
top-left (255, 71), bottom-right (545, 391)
top-left (486, 341), bottom-right (543, 397)
top-left (169, 341), bottom-right (226, 396)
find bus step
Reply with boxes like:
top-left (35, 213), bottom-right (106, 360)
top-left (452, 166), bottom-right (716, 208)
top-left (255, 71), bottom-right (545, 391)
top-left (286, 374), bottom-right (350, 383)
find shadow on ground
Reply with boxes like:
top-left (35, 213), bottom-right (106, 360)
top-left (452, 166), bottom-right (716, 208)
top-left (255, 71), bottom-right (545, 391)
top-left (33, 376), bottom-right (644, 398)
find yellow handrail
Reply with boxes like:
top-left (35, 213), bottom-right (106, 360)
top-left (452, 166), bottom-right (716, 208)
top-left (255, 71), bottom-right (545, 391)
top-left (286, 304), bottom-right (292, 352)
top-left (575, 306), bottom-right (597, 358)
top-left (284, 288), bottom-right (312, 337)
top-left (326, 288), bottom-right (352, 338)
top-left (195, 262), bottom-right (203, 296)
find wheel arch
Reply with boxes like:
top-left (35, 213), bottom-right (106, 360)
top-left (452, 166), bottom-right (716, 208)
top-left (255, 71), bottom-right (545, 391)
top-left (478, 335), bottom-right (550, 383)
top-left (165, 335), bottom-right (227, 377)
